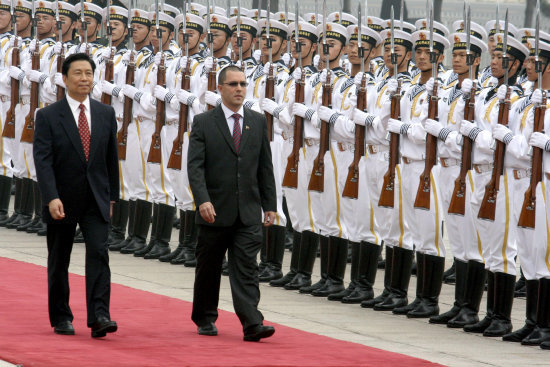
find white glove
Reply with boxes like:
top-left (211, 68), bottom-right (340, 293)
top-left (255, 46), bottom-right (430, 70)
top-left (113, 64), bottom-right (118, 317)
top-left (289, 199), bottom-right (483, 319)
top-left (9, 66), bottom-right (24, 81)
top-left (153, 85), bottom-right (172, 102)
top-left (282, 53), bottom-right (291, 66)
top-left (176, 89), bottom-right (201, 114)
top-left (28, 70), bottom-right (46, 83)
top-left (79, 42), bottom-right (88, 54)
top-left (317, 106), bottom-right (336, 123)
top-left (179, 56), bottom-right (189, 71)
top-left (352, 108), bottom-right (376, 126)
top-left (292, 67), bottom-right (302, 81)
top-left (425, 118), bottom-right (444, 137)
top-left (387, 118), bottom-right (409, 135)
top-left (459, 119), bottom-right (477, 137)
top-left (425, 77), bottom-right (435, 95)
top-left (121, 49), bottom-right (136, 64)
top-left (253, 49), bottom-right (261, 63)
top-left (122, 84), bottom-right (139, 100)
top-left (461, 78), bottom-right (473, 95)
top-left (154, 52), bottom-right (163, 66)
top-left (292, 103), bottom-right (316, 121)
top-left (102, 47), bottom-right (116, 61)
top-left (531, 88), bottom-right (543, 105)
top-left (354, 72), bottom-right (364, 88)
top-left (204, 56), bottom-right (214, 72)
top-left (54, 42), bottom-right (62, 55)
top-left (29, 39), bottom-right (37, 53)
top-left (497, 85), bottom-right (508, 102)
top-left (319, 69), bottom-right (328, 83)
top-left (493, 124), bottom-right (513, 144)
top-left (313, 54), bottom-right (320, 69)
top-left (9, 36), bottom-right (22, 48)
top-left (260, 98), bottom-right (278, 115)
top-left (205, 90), bottom-right (221, 106)
top-left (101, 80), bottom-right (117, 96)
top-left (263, 62), bottom-right (271, 75)
top-left (387, 78), bottom-right (398, 95)
top-left (529, 132), bottom-right (550, 151)
top-left (54, 72), bottom-right (65, 88)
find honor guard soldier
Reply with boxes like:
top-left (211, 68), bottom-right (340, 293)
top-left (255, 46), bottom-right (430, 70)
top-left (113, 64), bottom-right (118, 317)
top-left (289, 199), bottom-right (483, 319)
top-left (375, 18), bottom-right (416, 80)
top-left (451, 20), bottom-right (488, 87)
top-left (228, 14), bottom-right (259, 83)
top-left (72, 1), bottom-right (104, 62)
top-left (364, 16), bottom-right (385, 80)
top-left (517, 28), bottom-right (550, 94)
top-left (149, 2), bottom-right (180, 55)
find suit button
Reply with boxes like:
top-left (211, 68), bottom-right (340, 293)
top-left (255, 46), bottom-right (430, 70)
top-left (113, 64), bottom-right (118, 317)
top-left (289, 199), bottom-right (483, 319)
top-left (237, 173), bottom-right (240, 178)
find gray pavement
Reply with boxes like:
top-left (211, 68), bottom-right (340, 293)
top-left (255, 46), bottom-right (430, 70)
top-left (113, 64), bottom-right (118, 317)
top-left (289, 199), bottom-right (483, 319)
top-left (1, 223), bottom-right (548, 367)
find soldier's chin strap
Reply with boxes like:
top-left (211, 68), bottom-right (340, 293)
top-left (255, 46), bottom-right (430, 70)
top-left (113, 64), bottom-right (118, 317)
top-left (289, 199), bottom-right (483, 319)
top-left (395, 50), bottom-right (410, 74)
top-left (329, 43), bottom-right (345, 63)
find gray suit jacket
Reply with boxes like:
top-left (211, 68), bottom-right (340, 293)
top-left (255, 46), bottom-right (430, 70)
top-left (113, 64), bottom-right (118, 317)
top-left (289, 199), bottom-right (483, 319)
top-left (187, 104), bottom-right (276, 227)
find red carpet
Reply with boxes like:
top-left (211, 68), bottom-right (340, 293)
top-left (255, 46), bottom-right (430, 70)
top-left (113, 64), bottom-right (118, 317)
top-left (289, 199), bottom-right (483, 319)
top-left (0, 257), bottom-right (445, 367)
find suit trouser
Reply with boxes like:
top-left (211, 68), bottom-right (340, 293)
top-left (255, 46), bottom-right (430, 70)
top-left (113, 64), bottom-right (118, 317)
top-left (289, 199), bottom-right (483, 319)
top-left (167, 131), bottom-right (195, 211)
top-left (192, 218), bottom-right (264, 331)
top-left (47, 195), bottom-right (111, 327)
top-left (0, 99), bottom-right (13, 177)
top-left (125, 118), bottom-right (153, 201)
top-left (11, 102), bottom-right (30, 179)
top-left (145, 122), bottom-right (175, 206)
top-left (471, 168), bottom-right (517, 276)
top-left (535, 178), bottom-right (550, 279)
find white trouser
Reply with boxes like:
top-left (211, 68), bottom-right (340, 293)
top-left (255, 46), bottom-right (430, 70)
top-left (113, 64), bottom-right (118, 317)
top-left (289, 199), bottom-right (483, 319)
top-left (11, 103), bottom-right (30, 178)
top-left (400, 159), bottom-right (445, 257)
top-left (167, 131), bottom-right (195, 211)
top-left (125, 118), bottom-right (153, 201)
top-left (511, 172), bottom-right (535, 280)
top-left (471, 169), bottom-right (517, 276)
top-left (269, 136), bottom-right (287, 227)
top-left (439, 164), bottom-right (482, 262)
top-left (115, 118), bottom-right (130, 200)
top-left (145, 123), bottom-right (175, 206)
top-left (0, 100), bottom-right (13, 177)
top-left (535, 178), bottom-right (550, 279)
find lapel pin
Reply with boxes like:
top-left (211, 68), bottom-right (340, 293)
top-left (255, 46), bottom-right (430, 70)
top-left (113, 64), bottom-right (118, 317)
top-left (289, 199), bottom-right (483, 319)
top-left (245, 125), bottom-right (250, 130)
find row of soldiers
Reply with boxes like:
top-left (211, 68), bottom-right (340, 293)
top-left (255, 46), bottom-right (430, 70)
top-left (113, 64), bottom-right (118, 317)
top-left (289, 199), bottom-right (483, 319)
top-left (0, 0), bottom-right (550, 350)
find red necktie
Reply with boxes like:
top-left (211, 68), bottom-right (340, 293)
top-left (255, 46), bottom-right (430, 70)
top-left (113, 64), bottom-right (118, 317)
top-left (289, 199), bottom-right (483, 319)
top-left (232, 113), bottom-right (241, 152)
top-left (78, 103), bottom-right (90, 162)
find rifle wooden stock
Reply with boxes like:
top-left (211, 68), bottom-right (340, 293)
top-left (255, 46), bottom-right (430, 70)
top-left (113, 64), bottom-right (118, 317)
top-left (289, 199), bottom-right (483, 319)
top-left (101, 54), bottom-right (114, 105)
top-left (2, 45), bottom-right (19, 139)
top-left (478, 89), bottom-right (510, 221)
top-left (282, 73), bottom-right (305, 189)
top-left (518, 98), bottom-right (546, 228)
top-left (342, 77), bottom-right (367, 199)
top-left (21, 48), bottom-right (40, 144)
top-left (448, 85), bottom-right (476, 216)
top-left (207, 60), bottom-right (217, 111)
top-left (378, 84), bottom-right (401, 208)
top-left (147, 58), bottom-right (165, 164)
top-left (56, 50), bottom-right (65, 100)
top-left (414, 84), bottom-right (439, 210)
top-left (167, 62), bottom-right (192, 170)
top-left (308, 74), bottom-right (332, 193)
top-left (265, 64), bottom-right (275, 142)
top-left (117, 53), bottom-right (135, 160)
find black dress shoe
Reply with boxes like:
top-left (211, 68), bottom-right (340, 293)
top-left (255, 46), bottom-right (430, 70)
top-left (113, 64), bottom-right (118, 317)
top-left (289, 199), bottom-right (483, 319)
top-left (243, 325), bottom-right (275, 342)
top-left (54, 320), bottom-right (75, 335)
top-left (91, 316), bottom-right (117, 338)
top-left (197, 322), bottom-right (218, 336)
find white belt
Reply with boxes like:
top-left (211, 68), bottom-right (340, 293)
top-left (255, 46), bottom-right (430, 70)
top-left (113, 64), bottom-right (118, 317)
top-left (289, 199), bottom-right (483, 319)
top-left (473, 163), bottom-right (493, 174)
top-left (513, 168), bottom-right (531, 180)
top-left (440, 157), bottom-right (460, 167)
top-left (336, 142), bottom-right (354, 152)
top-left (135, 115), bottom-right (149, 122)
top-left (282, 131), bottom-right (293, 141)
top-left (165, 120), bottom-right (178, 126)
top-left (402, 156), bottom-right (424, 164)
top-left (305, 138), bottom-right (319, 146)
top-left (20, 96), bottom-right (30, 105)
top-left (367, 144), bottom-right (389, 154)
top-left (0, 95), bottom-right (9, 102)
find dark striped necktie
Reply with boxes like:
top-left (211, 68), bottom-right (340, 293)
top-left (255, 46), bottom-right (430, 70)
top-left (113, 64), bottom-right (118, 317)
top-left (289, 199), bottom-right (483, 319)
top-left (231, 113), bottom-right (241, 152)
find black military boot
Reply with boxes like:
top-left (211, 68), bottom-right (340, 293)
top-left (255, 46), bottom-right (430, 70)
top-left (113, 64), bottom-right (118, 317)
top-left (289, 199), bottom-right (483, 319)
top-left (443, 259), bottom-right (456, 284)
top-left (110, 200), bottom-right (136, 251)
top-left (448, 260), bottom-right (487, 328)
top-left (1, 176), bottom-right (21, 227)
top-left (145, 204), bottom-right (175, 259)
top-left (393, 252), bottom-right (425, 315)
top-left (107, 200), bottom-right (129, 247)
top-left (134, 203), bottom-right (160, 257)
top-left (502, 279), bottom-right (537, 342)
top-left (160, 209), bottom-right (186, 262)
top-left (0, 175), bottom-right (12, 223)
top-left (300, 235), bottom-right (328, 294)
top-left (270, 231), bottom-right (302, 287)
top-left (408, 254), bottom-right (444, 318)
top-left (377, 242), bottom-right (385, 269)
top-left (373, 247), bottom-right (413, 311)
top-left (26, 181), bottom-right (46, 234)
top-left (482, 272), bottom-right (515, 337)
top-left (524, 278), bottom-right (550, 347)
top-left (120, 199), bottom-right (152, 254)
top-left (430, 258), bottom-right (468, 324)
top-left (312, 236), bottom-right (348, 297)
top-left (285, 230), bottom-right (318, 290)
top-left (515, 268), bottom-right (527, 298)
top-left (342, 241), bottom-right (380, 304)
top-left (171, 210), bottom-right (198, 265)
top-left (362, 245), bottom-right (393, 308)
top-left (8, 178), bottom-right (33, 229)
top-left (259, 225), bottom-right (286, 282)
top-left (464, 270), bottom-right (495, 333)
top-left (328, 241), bottom-right (359, 301)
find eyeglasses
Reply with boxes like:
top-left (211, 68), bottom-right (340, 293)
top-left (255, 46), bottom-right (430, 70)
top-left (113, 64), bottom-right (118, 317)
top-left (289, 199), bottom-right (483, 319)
top-left (222, 81), bottom-right (248, 87)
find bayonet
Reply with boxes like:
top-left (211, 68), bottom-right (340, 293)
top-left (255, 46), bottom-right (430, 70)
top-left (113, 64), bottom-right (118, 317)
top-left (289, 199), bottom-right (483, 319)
top-left (80, 0), bottom-right (87, 47)
top-left (339, 0), bottom-right (343, 25)
top-left (285, 0), bottom-right (290, 62)
top-left (358, 0), bottom-right (363, 74)
top-left (496, 1), bottom-right (499, 34)
top-left (183, 0), bottom-right (189, 59)
top-left (207, 0), bottom-right (213, 58)
top-left (314, 0), bottom-right (318, 26)
top-left (535, 0), bottom-right (542, 94)
top-left (503, 8), bottom-right (509, 86)
top-left (127, 0), bottom-right (134, 52)
top-left (429, 0), bottom-right (436, 81)
top-left (226, 0), bottom-right (230, 17)
top-left (390, 6), bottom-right (397, 79)
top-left (267, 0), bottom-right (272, 65)
top-left (10, 0), bottom-right (15, 37)
top-left (322, 0), bottom-right (327, 71)
top-left (55, 0), bottom-right (62, 43)
top-left (295, 0), bottom-right (301, 70)
top-left (106, 0), bottom-right (112, 51)
top-left (237, 0), bottom-right (242, 67)
top-left (399, 0), bottom-right (404, 30)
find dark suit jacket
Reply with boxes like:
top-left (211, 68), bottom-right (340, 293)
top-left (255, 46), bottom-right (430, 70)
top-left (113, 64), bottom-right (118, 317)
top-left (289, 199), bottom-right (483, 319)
top-left (33, 97), bottom-right (120, 224)
top-left (187, 104), bottom-right (276, 227)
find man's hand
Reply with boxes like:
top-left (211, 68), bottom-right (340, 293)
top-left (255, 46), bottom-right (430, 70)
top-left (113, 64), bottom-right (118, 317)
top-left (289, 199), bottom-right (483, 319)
top-left (49, 198), bottom-right (65, 220)
top-left (199, 202), bottom-right (216, 223)
top-left (264, 211), bottom-right (276, 227)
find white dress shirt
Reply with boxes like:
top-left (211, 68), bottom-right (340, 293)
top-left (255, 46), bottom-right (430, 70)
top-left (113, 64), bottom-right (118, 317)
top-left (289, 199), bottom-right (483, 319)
top-left (66, 93), bottom-right (91, 133)
top-left (221, 102), bottom-right (244, 135)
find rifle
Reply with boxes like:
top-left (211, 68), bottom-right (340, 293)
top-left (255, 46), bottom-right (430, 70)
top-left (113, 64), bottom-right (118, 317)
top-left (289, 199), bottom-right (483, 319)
top-left (167, 0), bottom-right (191, 170)
top-left (101, 0), bottom-right (114, 106)
top-left (449, 5), bottom-right (474, 216)
top-left (282, 1), bottom-right (303, 188)
top-left (55, 0), bottom-right (65, 100)
top-left (414, 2), bottom-right (438, 210)
top-left (80, 0), bottom-right (89, 55)
top-left (308, 0), bottom-right (330, 193)
top-left (518, 2), bottom-right (544, 228)
top-left (264, 0), bottom-right (274, 141)
top-left (478, 9), bottom-right (510, 221)
top-left (147, 0), bottom-right (165, 164)
top-left (2, 0), bottom-right (18, 139)
top-left (378, 5), bottom-right (401, 208)
top-left (21, 2), bottom-right (38, 144)
top-left (117, 0), bottom-right (135, 160)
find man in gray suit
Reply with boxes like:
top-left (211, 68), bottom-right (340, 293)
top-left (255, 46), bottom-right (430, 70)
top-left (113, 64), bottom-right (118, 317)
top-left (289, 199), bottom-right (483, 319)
top-left (187, 65), bottom-right (277, 342)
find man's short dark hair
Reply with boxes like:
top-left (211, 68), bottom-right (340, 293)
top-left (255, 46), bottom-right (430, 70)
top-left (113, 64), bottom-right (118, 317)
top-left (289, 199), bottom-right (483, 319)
top-left (62, 53), bottom-right (96, 76)
top-left (218, 65), bottom-right (244, 85)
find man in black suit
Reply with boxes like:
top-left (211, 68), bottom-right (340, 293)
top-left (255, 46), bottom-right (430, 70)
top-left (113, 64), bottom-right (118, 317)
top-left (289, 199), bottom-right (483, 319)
top-left (33, 53), bottom-right (120, 338)
top-left (188, 65), bottom-right (277, 342)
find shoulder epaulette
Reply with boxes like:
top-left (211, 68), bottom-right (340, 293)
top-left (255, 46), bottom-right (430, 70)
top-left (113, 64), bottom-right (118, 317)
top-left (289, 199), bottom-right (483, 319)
top-left (340, 78), bottom-right (354, 93)
top-left (333, 69), bottom-right (348, 78)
